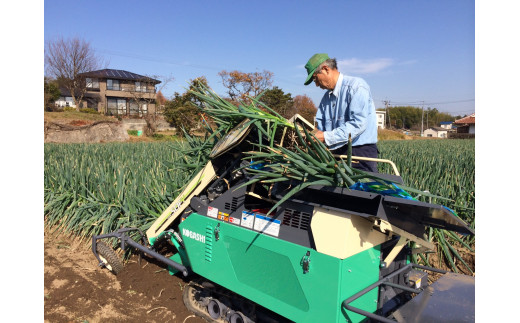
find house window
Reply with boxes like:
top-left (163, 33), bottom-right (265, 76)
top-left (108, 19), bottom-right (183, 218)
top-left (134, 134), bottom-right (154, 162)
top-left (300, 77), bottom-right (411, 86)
top-left (107, 79), bottom-right (120, 91)
top-left (107, 98), bottom-right (126, 115)
top-left (140, 103), bottom-right (148, 117)
top-left (128, 100), bottom-right (148, 116)
top-left (107, 98), bottom-right (117, 115)
top-left (86, 78), bottom-right (99, 89)
top-left (117, 99), bottom-right (126, 115)
top-left (129, 100), bottom-right (139, 116)
top-left (135, 82), bottom-right (148, 92)
top-left (85, 97), bottom-right (98, 109)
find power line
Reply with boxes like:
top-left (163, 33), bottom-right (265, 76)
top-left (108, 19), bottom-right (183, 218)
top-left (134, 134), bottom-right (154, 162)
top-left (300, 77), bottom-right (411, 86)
top-left (96, 48), bottom-right (225, 71)
top-left (380, 99), bottom-right (475, 117)
top-left (444, 109), bottom-right (475, 115)
top-left (96, 47), bottom-right (305, 88)
top-left (423, 99), bottom-right (475, 105)
top-left (383, 98), bottom-right (474, 106)
top-left (94, 48), bottom-right (477, 107)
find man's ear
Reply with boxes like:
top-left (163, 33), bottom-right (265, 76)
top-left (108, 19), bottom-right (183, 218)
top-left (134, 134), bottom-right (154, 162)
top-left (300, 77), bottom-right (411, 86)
top-left (321, 65), bottom-right (330, 74)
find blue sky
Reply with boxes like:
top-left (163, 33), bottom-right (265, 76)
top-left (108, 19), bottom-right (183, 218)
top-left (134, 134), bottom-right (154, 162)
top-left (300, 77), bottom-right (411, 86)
top-left (44, 0), bottom-right (475, 116)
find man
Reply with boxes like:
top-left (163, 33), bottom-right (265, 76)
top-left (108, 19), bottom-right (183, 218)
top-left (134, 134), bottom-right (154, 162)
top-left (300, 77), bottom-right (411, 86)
top-left (304, 53), bottom-right (379, 172)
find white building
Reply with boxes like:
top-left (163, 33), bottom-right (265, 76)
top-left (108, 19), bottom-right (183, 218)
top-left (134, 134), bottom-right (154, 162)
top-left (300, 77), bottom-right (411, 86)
top-left (424, 127), bottom-right (448, 138)
top-left (376, 110), bottom-right (386, 129)
top-left (439, 121), bottom-right (453, 129)
top-left (55, 96), bottom-right (76, 108)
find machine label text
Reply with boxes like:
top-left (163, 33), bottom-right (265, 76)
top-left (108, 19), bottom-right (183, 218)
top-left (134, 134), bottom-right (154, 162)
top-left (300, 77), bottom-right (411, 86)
top-left (182, 228), bottom-right (206, 243)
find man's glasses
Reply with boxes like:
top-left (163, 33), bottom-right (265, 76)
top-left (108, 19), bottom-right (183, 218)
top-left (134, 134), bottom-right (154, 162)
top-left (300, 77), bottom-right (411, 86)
top-left (312, 68), bottom-right (322, 81)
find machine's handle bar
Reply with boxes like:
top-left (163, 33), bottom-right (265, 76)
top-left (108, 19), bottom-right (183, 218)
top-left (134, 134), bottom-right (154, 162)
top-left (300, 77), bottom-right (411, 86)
top-left (287, 116), bottom-right (401, 176)
top-left (341, 263), bottom-right (447, 323)
top-left (92, 228), bottom-right (190, 277)
top-left (286, 116), bottom-right (400, 176)
top-left (335, 155), bottom-right (400, 176)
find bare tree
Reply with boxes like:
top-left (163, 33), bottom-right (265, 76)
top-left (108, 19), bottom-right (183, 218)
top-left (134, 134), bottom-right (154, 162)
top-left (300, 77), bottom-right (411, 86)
top-left (45, 37), bottom-right (106, 111)
top-left (127, 74), bottom-right (174, 136)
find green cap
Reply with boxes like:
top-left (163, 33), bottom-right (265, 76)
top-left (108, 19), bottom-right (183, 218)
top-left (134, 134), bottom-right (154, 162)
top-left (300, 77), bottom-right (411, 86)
top-left (304, 53), bottom-right (329, 85)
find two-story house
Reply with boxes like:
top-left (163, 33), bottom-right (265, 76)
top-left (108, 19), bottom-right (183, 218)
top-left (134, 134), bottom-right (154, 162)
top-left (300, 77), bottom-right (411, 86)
top-left (57, 69), bottom-right (161, 117)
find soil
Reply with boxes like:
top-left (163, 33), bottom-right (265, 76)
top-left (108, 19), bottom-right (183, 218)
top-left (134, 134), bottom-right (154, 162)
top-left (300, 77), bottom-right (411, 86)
top-left (44, 229), bottom-right (206, 323)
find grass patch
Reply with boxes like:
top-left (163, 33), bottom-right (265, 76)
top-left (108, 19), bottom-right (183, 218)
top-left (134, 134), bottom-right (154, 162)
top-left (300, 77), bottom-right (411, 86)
top-left (378, 129), bottom-right (410, 140)
top-left (127, 130), bottom-right (181, 142)
top-left (45, 111), bottom-right (116, 123)
top-left (151, 133), bottom-right (180, 142)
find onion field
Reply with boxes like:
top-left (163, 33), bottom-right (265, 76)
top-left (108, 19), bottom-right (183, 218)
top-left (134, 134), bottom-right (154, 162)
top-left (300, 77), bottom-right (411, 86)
top-left (44, 138), bottom-right (475, 273)
top-left (44, 142), bottom-right (196, 239)
top-left (378, 139), bottom-right (475, 273)
top-left (378, 139), bottom-right (475, 226)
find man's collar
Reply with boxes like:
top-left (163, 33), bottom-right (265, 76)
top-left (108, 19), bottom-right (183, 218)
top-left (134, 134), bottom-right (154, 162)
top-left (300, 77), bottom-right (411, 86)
top-left (329, 73), bottom-right (343, 97)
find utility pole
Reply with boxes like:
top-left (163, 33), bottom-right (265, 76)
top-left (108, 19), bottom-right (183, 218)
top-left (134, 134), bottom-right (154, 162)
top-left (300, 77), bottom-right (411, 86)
top-left (426, 107), bottom-right (430, 129)
top-left (421, 101), bottom-right (424, 137)
top-left (383, 100), bottom-right (391, 129)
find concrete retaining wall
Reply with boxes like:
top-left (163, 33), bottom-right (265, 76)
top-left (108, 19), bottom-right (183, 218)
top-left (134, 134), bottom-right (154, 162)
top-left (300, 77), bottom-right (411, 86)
top-left (122, 118), bottom-right (176, 132)
top-left (44, 121), bottom-right (129, 143)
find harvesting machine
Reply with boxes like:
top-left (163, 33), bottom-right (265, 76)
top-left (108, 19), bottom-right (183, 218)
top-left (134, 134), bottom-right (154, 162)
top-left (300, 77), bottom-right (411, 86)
top-left (92, 117), bottom-right (475, 322)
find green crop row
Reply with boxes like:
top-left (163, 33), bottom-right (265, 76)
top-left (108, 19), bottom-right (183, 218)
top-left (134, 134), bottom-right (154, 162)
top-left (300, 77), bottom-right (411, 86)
top-left (378, 139), bottom-right (475, 274)
top-left (44, 142), bottom-right (195, 239)
top-left (45, 140), bottom-right (475, 230)
top-left (44, 139), bottom-right (475, 273)
top-left (378, 139), bottom-right (475, 224)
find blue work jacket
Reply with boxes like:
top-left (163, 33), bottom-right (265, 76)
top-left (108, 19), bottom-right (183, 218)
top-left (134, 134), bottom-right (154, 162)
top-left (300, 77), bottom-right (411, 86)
top-left (315, 73), bottom-right (378, 149)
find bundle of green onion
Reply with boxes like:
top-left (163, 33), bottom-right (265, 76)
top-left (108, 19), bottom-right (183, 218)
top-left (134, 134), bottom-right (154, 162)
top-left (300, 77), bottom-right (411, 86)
top-left (187, 82), bottom-right (445, 212)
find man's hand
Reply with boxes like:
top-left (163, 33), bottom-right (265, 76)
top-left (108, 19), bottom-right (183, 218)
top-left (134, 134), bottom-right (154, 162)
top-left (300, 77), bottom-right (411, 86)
top-left (313, 130), bottom-right (325, 143)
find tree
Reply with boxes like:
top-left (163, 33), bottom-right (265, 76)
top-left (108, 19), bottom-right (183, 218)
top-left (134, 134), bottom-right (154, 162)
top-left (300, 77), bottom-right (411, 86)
top-left (386, 106), bottom-right (457, 130)
top-left (127, 74), bottom-right (173, 116)
top-left (44, 77), bottom-right (61, 111)
top-left (257, 86), bottom-right (293, 119)
top-left (126, 74), bottom-right (174, 136)
top-left (256, 89), bottom-right (317, 125)
top-left (291, 95), bottom-right (317, 125)
top-left (45, 37), bottom-right (106, 111)
top-left (218, 70), bottom-right (273, 103)
top-left (163, 77), bottom-right (209, 134)
top-left (156, 90), bottom-right (167, 107)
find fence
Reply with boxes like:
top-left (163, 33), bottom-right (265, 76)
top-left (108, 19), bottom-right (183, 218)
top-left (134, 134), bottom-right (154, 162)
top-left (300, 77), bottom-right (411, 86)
top-left (448, 133), bottom-right (475, 139)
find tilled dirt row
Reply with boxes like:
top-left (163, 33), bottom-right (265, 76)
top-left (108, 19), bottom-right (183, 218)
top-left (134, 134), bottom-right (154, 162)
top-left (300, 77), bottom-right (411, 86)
top-left (44, 229), bottom-right (205, 323)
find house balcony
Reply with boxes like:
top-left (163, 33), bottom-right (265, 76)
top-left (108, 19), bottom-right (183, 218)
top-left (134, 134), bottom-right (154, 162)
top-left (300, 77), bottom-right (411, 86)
top-left (105, 88), bottom-right (157, 99)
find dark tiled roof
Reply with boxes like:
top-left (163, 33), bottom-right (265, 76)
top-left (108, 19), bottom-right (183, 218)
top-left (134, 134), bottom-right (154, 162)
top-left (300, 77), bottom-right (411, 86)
top-left (428, 127), bottom-right (448, 132)
top-left (439, 121), bottom-right (453, 125)
top-left (454, 113), bottom-right (475, 124)
top-left (79, 69), bottom-right (161, 84)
